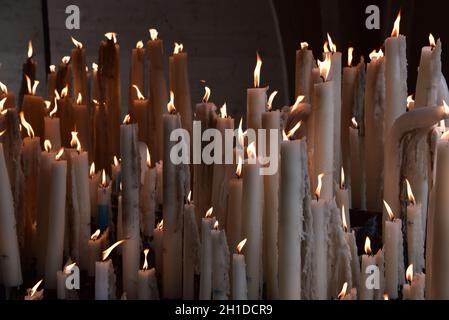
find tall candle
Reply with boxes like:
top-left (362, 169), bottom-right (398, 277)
top-left (73, 93), bottom-right (91, 158)
top-left (247, 53), bottom-right (267, 136)
top-left (19, 40), bottom-right (36, 108)
top-left (130, 86), bottom-right (148, 144)
top-left (172, 43), bottom-right (192, 135)
top-left (226, 159), bottom-right (243, 251)
top-left (44, 98), bottom-right (61, 150)
top-left (141, 148), bottom-right (157, 239)
top-left (344, 226), bottom-right (360, 291)
top-left (57, 92), bottom-right (74, 148)
top-left (211, 221), bottom-right (230, 300)
top-left (335, 168), bottom-right (350, 229)
top-left (71, 37), bottom-right (88, 106)
top-left (199, 208), bottom-right (216, 300)
top-left (405, 179), bottom-right (424, 272)
top-left (349, 118), bottom-right (363, 208)
top-left (153, 220), bottom-right (163, 278)
top-left (22, 91), bottom-right (45, 144)
top-left (137, 249), bottom-right (159, 300)
top-left (97, 170), bottom-right (111, 231)
top-left (47, 65), bottom-right (56, 102)
top-left (129, 41), bottom-right (145, 108)
top-left (295, 42), bottom-right (313, 102)
top-left (232, 239), bottom-right (248, 300)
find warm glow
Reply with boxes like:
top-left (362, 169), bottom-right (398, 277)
top-left (105, 32), bottom-right (118, 44)
top-left (44, 100), bottom-right (51, 110)
top-left (347, 47), bottom-right (354, 67)
top-left (364, 236), bottom-right (372, 255)
top-left (89, 162), bottom-right (96, 177)
top-left (123, 114), bottom-right (131, 125)
top-left (174, 42), bottom-right (183, 54)
top-left (167, 91), bottom-right (176, 113)
top-left (146, 147), bottom-right (151, 167)
top-left (291, 95), bottom-right (305, 113)
top-left (238, 118), bottom-right (244, 149)
top-left (27, 40), bottom-right (33, 58)
top-left (101, 169), bottom-right (107, 187)
top-left (202, 86), bottom-right (211, 103)
top-left (62, 56), bottom-right (70, 64)
top-left (187, 190), bottom-right (192, 203)
top-left (71, 36), bottom-right (83, 49)
top-left (323, 41), bottom-right (329, 53)
top-left (220, 103), bottom-right (227, 118)
top-left (282, 130), bottom-right (288, 142)
top-left (132, 85), bottom-right (145, 100)
top-left (237, 238), bottom-right (247, 254)
top-left (44, 139), bottom-right (52, 153)
top-left (113, 156), bottom-right (119, 167)
top-left (384, 293), bottom-right (389, 300)
top-left (0, 81), bottom-right (8, 94)
top-left (315, 173), bottom-right (324, 200)
top-left (157, 220), bottom-right (164, 231)
top-left (0, 97), bottom-right (6, 111)
top-left (369, 49), bottom-right (384, 61)
top-left (267, 91), bottom-right (278, 111)
top-left (405, 179), bottom-right (416, 205)
top-left (383, 200), bottom-right (395, 221)
top-left (300, 42), bottom-right (309, 50)
top-left (205, 207), bottom-right (213, 218)
top-left (49, 65), bottom-right (56, 73)
top-left (236, 155), bottom-right (243, 178)
top-left (25, 75), bottom-right (35, 95)
top-left (92, 62), bottom-right (98, 72)
top-left (247, 141), bottom-right (257, 160)
top-left (136, 40), bottom-right (144, 49)
top-left (64, 262), bottom-right (76, 274)
top-left (70, 131), bottom-right (81, 152)
top-left (286, 121), bottom-right (302, 139)
top-left (391, 11), bottom-right (401, 37)
top-left (337, 282), bottom-right (348, 300)
top-left (318, 54), bottom-right (331, 81)
top-left (429, 33), bottom-right (436, 48)
top-left (351, 117), bottom-right (358, 129)
top-left (443, 100), bottom-right (449, 116)
top-left (19, 112), bottom-right (34, 138)
top-left (29, 279), bottom-right (43, 297)
top-left (213, 220), bottom-right (219, 230)
top-left (406, 264), bottom-right (413, 282)
top-left (91, 229), bottom-right (101, 241)
top-left (61, 85), bottom-right (69, 98)
top-left (0, 129), bottom-right (6, 137)
top-left (407, 95), bottom-right (414, 108)
top-left (327, 33), bottom-right (337, 53)
top-left (102, 239), bottom-right (125, 261)
top-left (342, 205), bottom-right (348, 232)
top-left (143, 248), bottom-right (149, 270)
top-left (149, 28), bottom-right (158, 41)
top-left (254, 52), bottom-right (262, 88)
top-left (340, 167), bottom-right (345, 189)
top-left (55, 148), bottom-right (64, 160)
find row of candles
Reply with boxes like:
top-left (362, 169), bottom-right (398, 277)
top-left (0, 10), bottom-right (448, 300)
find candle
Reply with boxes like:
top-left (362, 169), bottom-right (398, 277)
top-left (57, 261), bottom-right (76, 300)
top-left (22, 77), bottom-right (45, 143)
top-left (183, 192), bottom-right (201, 299)
top-left (44, 98), bottom-right (61, 150)
top-left (402, 264), bottom-right (425, 300)
top-left (278, 127), bottom-right (303, 299)
top-left (44, 148), bottom-right (67, 289)
top-left (295, 42), bottom-right (313, 102)
top-left (147, 29), bottom-right (168, 162)
top-left (232, 239), bottom-right (248, 300)
top-left (405, 179), bottom-right (424, 272)
top-left (93, 100), bottom-right (108, 171)
top-left (172, 43), bottom-right (192, 135)
top-left (129, 41), bottom-right (145, 108)
top-left (374, 247), bottom-right (385, 300)
top-left (25, 279), bottom-right (44, 300)
top-left (0, 83), bottom-right (16, 110)
top-left (70, 37), bottom-right (88, 106)
top-left (226, 157), bottom-right (243, 251)
top-left (56, 56), bottom-right (71, 96)
top-left (137, 249), bottom-right (160, 300)
top-left (313, 55), bottom-right (334, 200)
top-left (130, 86), bottom-right (148, 144)
top-left (19, 40), bottom-right (36, 108)
top-left (141, 149), bottom-right (157, 239)
top-left (199, 207), bottom-right (216, 300)
top-left (349, 118), bottom-right (363, 209)
top-left (247, 53), bottom-right (267, 136)
top-left (310, 174), bottom-right (328, 299)
top-left (97, 170), bottom-right (111, 231)
top-left (88, 229), bottom-right (102, 277)
top-left (57, 88), bottom-right (74, 148)
top-left (364, 49), bottom-right (385, 212)
top-left (91, 63), bottom-right (100, 102)
top-left (89, 162), bottom-right (100, 220)
top-left (384, 12), bottom-right (407, 137)
top-left (383, 200), bottom-right (405, 299)
top-left (111, 155), bottom-right (121, 194)
top-left (120, 116), bottom-right (141, 299)
top-left (341, 206), bottom-right (359, 291)
top-left (95, 240), bottom-right (124, 300)
top-left (153, 220), bottom-right (163, 277)
top-left (0, 140), bottom-right (22, 287)
top-left (73, 93), bottom-right (91, 158)
top-left (359, 237), bottom-right (375, 300)
top-left (335, 167), bottom-right (350, 228)
top-left (241, 142), bottom-right (263, 299)
top-left (156, 160), bottom-right (163, 206)
top-left (211, 221), bottom-right (230, 300)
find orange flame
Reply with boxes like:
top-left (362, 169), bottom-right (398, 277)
top-left (220, 103), bottom-right (227, 118)
top-left (174, 42), bottom-right (183, 54)
top-left (146, 147), bottom-right (151, 167)
top-left (149, 28), bottom-right (158, 41)
top-left (205, 207), bottom-right (213, 218)
top-left (213, 220), bottom-right (219, 230)
top-left (61, 85), bottom-right (69, 98)
top-left (75, 93), bottom-right (82, 105)
top-left (267, 91), bottom-right (278, 111)
top-left (136, 40), bottom-right (144, 49)
top-left (364, 236), bottom-right (372, 255)
top-left (49, 65), bottom-right (56, 73)
top-left (44, 139), bottom-right (52, 153)
top-left (286, 121), bottom-right (302, 139)
top-left (254, 52), bottom-right (262, 88)
top-left (91, 229), bottom-right (101, 241)
top-left (101, 169), bottom-right (107, 187)
top-left (369, 49), bottom-right (384, 61)
top-left (340, 167), bottom-right (345, 189)
top-left (405, 179), bottom-right (416, 205)
top-left (123, 114), bottom-right (131, 125)
top-left (238, 118), bottom-right (244, 149)
top-left (70, 131), bottom-right (81, 152)
top-left (0, 81), bottom-right (8, 94)
top-left (318, 54), bottom-right (331, 81)
top-left (237, 238), bottom-right (247, 254)
top-left (202, 86), bottom-right (211, 103)
top-left (342, 205), bottom-right (348, 232)
top-left (384, 293), bottom-right (389, 300)
top-left (236, 155), bottom-right (243, 178)
top-left (64, 262), bottom-right (76, 274)
top-left (167, 91), bottom-right (176, 113)
top-left (337, 282), bottom-right (348, 300)
top-left (157, 220), bottom-right (164, 231)
top-left (19, 112), bottom-right (34, 138)
top-left (0, 129), bottom-right (6, 137)
top-left (143, 248), bottom-right (150, 270)
top-left (247, 141), bottom-right (257, 160)
top-left (113, 156), bottom-right (119, 167)
top-left (55, 148), bottom-right (64, 160)
top-left (187, 190), bottom-right (192, 204)
top-left (327, 33), bottom-right (337, 53)
top-left (105, 32), bottom-right (118, 44)
top-left (132, 85), bottom-right (145, 100)
top-left (383, 200), bottom-right (395, 221)
top-left (29, 279), bottom-right (43, 297)
top-left (291, 95), bottom-right (305, 113)
top-left (89, 162), bottom-right (96, 177)
top-left (348, 47), bottom-right (354, 67)
top-left (0, 97), bottom-right (6, 112)
top-left (92, 62), bottom-right (98, 72)
top-left (406, 264), bottom-right (413, 282)
top-left (62, 56), bottom-right (70, 64)
top-left (351, 117), bottom-right (358, 129)
top-left (27, 40), bottom-right (33, 58)
top-left (25, 74), bottom-right (39, 95)
top-left (429, 33), bottom-right (436, 48)
top-left (315, 173), bottom-right (324, 200)
top-left (71, 36), bottom-right (83, 49)
top-left (391, 11), bottom-right (401, 37)
top-left (102, 239), bottom-right (125, 261)
top-left (300, 42), bottom-right (309, 50)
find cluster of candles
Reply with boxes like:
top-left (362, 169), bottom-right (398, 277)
top-left (0, 10), bottom-right (448, 300)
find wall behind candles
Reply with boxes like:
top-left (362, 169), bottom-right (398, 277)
top-left (46, 0), bottom-right (289, 120)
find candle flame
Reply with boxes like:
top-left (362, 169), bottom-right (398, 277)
top-left (105, 32), bottom-right (117, 44)
top-left (369, 49), bottom-right (384, 61)
top-left (342, 205), bottom-right (348, 232)
top-left (315, 173), bottom-right (324, 200)
top-left (113, 155), bottom-right (119, 167)
top-left (220, 103), bottom-right (227, 118)
top-left (213, 220), bottom-right (219, 230)
top-left (174, 42), bottom-right (183, 54)
top-left (291, 95), bottom-right (305, 113)
top-left (19, 112), bottom-right (34, 138)
top-left (340, 167), bottom-right (345, 189)
top-left (253, 52), bottom-right (262, 88)
top-left (351, 117), bottom-right (358, 129)
top-left (337, 282), bottom-right (348, 300)
top-left (143, 248), bottom-right (149, 270)
top-left (149, 28), bottom-right (158, 41)
top-left (132, 85), bottom-right (145, 100)
top-left (405, 179), bottom-right (416, 205)
top-left (146, 147), bottom-right (151, 167)
top-left (238, 118), bottom-right (244, 149)
top-left (101, 169), bottom-right (107, 187)
top-left (136, 40), bottom-right (143, 49)
top-left (267, 91), bottom-right (278, 111)
top-left (202, 86), bottom-right (211, 103)
top-left (443, 100), bottom-right (449, 116)
top-left (102, 239), bottom-right (125, 261)
top-left (49, 65), bottom-right (56, 73)
top-left (157, 220), bottom-right (164, 231)
top-left (44, 139), bottom-right (52, 153)
top-left (91, 229), bottom-right (101, 240)
top-left (27, 40), bottom-right (33, 58)
top-left (364, 236), bottom-right (372, 255)
top-left (286, 121), bottom-right (302, 139)
top-left (391, 11), bottom-right (401, 37)
top-left (44, 100), bottom-right (51, 110)
top-left (347, 47), bottom-right (354, 67)
top-left (0, 97), bottom-right (6, 111)
top-left (317, 54), bottom-right (331, 81)
top-left (406, 264), bottom-right (413, 282)
top-left (71, 36), bottom-right (83, 49)
top-left (62, 56), bottom-right (71, 64)
top-left (64, 262), bottom-right (76, 274)
top-left (70, 131), bottom-right (82, 152)
top-left (300, 42), bottom-right (309, 50)
top-left (323, 41), bottom-right (329, 53)
top-left (237, 238), bottom-right (247, 254)
top-left (167, 91), bottom-right (176, 113)
top-left (429, 33), bottom-right (436, 48)
top-left (407, 94), bottom-right (414, 109)
top-left (0, 129), bottom-right (6, 137)
top-left (384, 293), bottom-right (389, 300)
top-left (54, 148), bottom-right (64, 161)
top-left (89, 162), bottom-right (96, 177)
top-left (123, 114), bottom-right (131, 125)
top-left (0, 81), bottom-right (8, 94)
top-left (92, 62), bottom-right (98, 72)
top-left (247, 141), bottom-right (257, 160)
top-left (327, 33), bottom-right (337, 53)
top-left (29, 279), bottom-right (43, 297)
top-left (187, 190), bottom-right (192, 203)
top-left (236, 155), bottom-right (243, 178)
top-left (61, 85), bottom-right (69, 98)
top-left (383, 200), bottom-right (395, 221)
top-left (25, 75), bottom-right (32, 95)
top-left (205, 207), bottom-right (213, 218)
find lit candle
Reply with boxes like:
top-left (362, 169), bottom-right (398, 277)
top-left (70, 37), bottom-right (88, 106)
top-left (73, 93), bottom-right (91, 157)
top-left (0, 82), bottom-right (15, 110)
top-left (57, 261), bottom-right (76, 300)
top-left (97, 169), bottom-right (111, 231)
top-left (88, 229), bottom-right (102, 277)
top-left (19, 40), bottom-right (36, 107)
top-left (359, 237), bottom-right (375, 300)
top-left (44, 97), bottom-right (61, 150)
top-left (247, 52), bottom-right (267, 136)
top-left (349, 118), bottom-right (363, 209)
top-left (22, 75), bottom-right (45, 143)
top-left (211, 221), bottom-right (230, 300)
top-left (95, 240), bottom-right (124, 300)
top-left (232, 239), bottom-right (248, 300)
top-left (199, 207), bottom-right (216, 300)
top-left (141, 147), bottom-right (157, 238)
top-left (335, 167), bottom-right (350, 228)
top-left (57, 85), bottom-right (74, 148)
top-left (89, 162), bottom-right (100, 221)
top-left (337, 282), bottom-right (357, 300)
top-left (111, 155), bottom-right (121, 195)
top-left (295, 42), bottom-right (313, 102)
top-left (342, 206), bottom-right (359, 291)
top-left (226, 156), bottom-right (243, 251)
top-left (153, 220), bottom-right (163, 278)
top-left (137, 249), bottom-right (160, 300)
top-left (405, 179), bottom-right (424, 272)
top-left (130, 85), bottom-right (148, 144)
top-left (129, 40), bottom-right (145, 107)
top-left (24, 279), bottom-right (44, 300)
top-left (402, 264), bottom-right (425, 300)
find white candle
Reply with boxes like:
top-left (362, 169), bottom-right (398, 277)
top-left (375, 248), bottom-right (385, 300)
top-left (57, 261), bottom-right (76, 300)
top-left (402, 264), bottom-right (425, 300)
top-left (335, 168), bottom-right (350, 229)
top-left (232, 239), bottom-right (248, 300)
top-left (247, 53), bottom-right (267, 134)
top-left (153, 220), bottom-right (163, 277)
top-left (44, 100), bottom-right (61, 150)
top-left (199, 208), bottom-right (216, 300)
top-left (295, 42), bottom-right (313, 102)
top-left (137, 249), bottom-right (159, 300)
top-left (359, 237), bottom-right (375, 300)
top-left (24, 279), bottom-right (44, 300)
top-left (141, 147), bottom-right (157, 238)
top-left (95, 240), bottom-right (124, 300)
top-left (349, 118), bottom-right (363, 209)
top-left (226, 159), bottom-right (243, 251)
top-left (405, 179), bottom-right (424, 272)
top-left (211, 221), bottom-right (230, 300)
